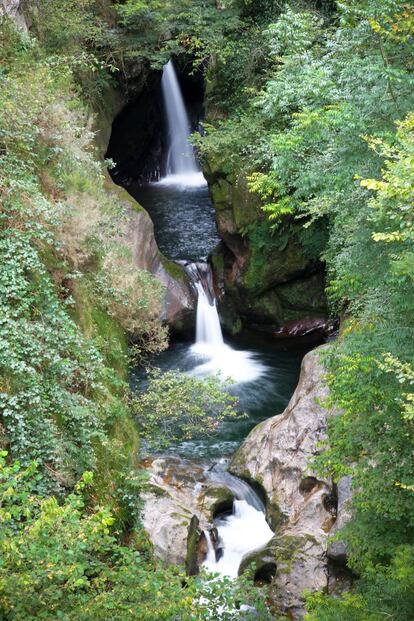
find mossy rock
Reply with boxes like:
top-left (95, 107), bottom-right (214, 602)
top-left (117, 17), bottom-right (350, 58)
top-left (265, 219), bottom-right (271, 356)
top-left (277, 273), bottom-right (327, 314)
top-left (238, 536), bottom-right (278, 579)
top-left (203, 486), bottom-right (235, 518)
top-left (243, 236), bottom-right (311, 295)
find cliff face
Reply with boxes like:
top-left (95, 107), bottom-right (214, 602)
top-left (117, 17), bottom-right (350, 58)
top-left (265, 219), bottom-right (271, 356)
top-left (95, 78), bottom-right (196, 333)
top-left (205, 160), bottom-right (327, 332)
top-left (0, 0), bottom-right (28, 32)
top-left (230, 346), bottom-right (351, 617)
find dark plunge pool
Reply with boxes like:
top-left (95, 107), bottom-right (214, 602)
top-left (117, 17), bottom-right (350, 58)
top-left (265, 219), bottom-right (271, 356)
top-left (127, 177), bottom-right (219, 261)
top-left (131, 332), bottom-right (309, 459)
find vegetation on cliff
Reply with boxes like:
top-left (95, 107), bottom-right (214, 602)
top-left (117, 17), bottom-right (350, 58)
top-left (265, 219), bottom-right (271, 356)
top-left (194, 0), bottom-right (414, 618)
top-left (0, 4), bottom-right (260, 619)
top-left (1, 0), bottom-right (413, 619)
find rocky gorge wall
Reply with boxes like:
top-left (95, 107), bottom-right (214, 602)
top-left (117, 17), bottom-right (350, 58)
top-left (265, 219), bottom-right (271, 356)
top-left (230, 346), bottom-right (352, 617)
top-left (94, 78), bottom-right (197, 334)
top-left (204, 162), bottom-right (328, 333)
top-left (138, 347), bottom-right (352, 618)
top-left (0, 0), bottom-right (28, 31)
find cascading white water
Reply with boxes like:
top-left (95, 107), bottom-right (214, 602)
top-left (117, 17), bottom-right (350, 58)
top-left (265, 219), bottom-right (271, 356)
top-left (195, 283), bottom-right (224, 347)
top-left (190, 270), bottom-right (266, 384)
top-left (160, 60), bottom-right (205, 187)
top-left (202, 501), bottom-right (274, 579)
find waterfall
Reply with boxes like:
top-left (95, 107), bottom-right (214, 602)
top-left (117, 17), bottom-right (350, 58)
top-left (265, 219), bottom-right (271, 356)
top-left (204, 530), bottom-right (219, 565)
top-left (195, 283), bottom-right (224, 348)
top-left (202, 465), bottom-right (273, 578)
top-left (160, 60), bottom-right (205, 186)
top-left (186, 263), bottom-right (266, 384)
top-left (202, 493), bottom-right (273, 579)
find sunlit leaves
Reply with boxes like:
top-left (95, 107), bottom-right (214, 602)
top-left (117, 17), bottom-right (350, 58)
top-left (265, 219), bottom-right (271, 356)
top-left (132, 369), bottom-right (239, 449)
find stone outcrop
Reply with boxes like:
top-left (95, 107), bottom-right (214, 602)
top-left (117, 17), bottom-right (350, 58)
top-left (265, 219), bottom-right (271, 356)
top-left (140, 456), bottom-right (234, 566)
top-left (204, 163), bottom-right (327, 332)
top-left (0, 0), bottom-right (28, 32)
top-left (230, 346), bottom-right (347, 618)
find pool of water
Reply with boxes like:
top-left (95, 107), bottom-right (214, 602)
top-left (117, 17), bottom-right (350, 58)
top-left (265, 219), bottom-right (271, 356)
top-left (131, 333), bottom-right (310, 459)
top-left (127, 177), bottom-right (219, 262)
top-left (127, 174), bottom-right (310, 459)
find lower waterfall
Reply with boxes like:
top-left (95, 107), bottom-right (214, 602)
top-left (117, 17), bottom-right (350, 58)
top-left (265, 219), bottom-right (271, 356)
top-left (188, 264), bottom-right (266, 384)
top-left (202, 469), bottom-right (273, 579)
top-left (203, 500), bottom-right (273, 579)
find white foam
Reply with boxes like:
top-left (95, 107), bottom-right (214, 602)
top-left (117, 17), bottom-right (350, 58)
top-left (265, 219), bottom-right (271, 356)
top-left (191, 343), bottom-right (265, 384)
top-left (203, 500), bottom-right (274, 579)
top-left (192, 283), bottom-right (266, 384)
top-left (156, 172), bottom-right (207, 188)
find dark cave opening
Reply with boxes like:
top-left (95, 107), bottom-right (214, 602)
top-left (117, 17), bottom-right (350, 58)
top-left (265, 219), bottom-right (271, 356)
top-left (106, 61), bottom-right (205, 186)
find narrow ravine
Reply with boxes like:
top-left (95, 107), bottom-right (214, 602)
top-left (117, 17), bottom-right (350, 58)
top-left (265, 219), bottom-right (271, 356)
top-left (130, 60), bottom-right (307, 579)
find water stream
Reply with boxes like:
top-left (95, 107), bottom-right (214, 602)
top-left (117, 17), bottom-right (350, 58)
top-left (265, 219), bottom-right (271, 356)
top-left (131, 60), bottom-right (307, 579)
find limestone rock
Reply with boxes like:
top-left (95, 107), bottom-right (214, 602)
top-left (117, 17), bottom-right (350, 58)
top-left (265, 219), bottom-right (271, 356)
top-left (230, 346), bottom-right (339, 618)
top-left (140, 457), bottom-right (235, 566)
top-left (0, 0), bottom-right (28, 32)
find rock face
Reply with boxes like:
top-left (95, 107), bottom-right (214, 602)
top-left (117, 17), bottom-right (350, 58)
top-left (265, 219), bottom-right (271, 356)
top-left (124, 194), bottom-right (195, 330)
top-left (230, 346), bottom-right (342, 618)
top-left (95, 85), bottom-right (196, 333)
top-left (328, 476), bottom-right (353, 564)
top-left (205, 163), bottom-right (328, 331)
top-left (0, 0), bottom-right (28, 32)
top-left (140, 457), bottom-right (234, 566)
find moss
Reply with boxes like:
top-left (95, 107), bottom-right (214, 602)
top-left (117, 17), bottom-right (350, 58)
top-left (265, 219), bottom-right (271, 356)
top-left (103, 173), bottom-right (146, 214)
top-left (243, 221), bottom-right (310, 294)
top-left (267, 500), bottom-right (285, 531)
top-left (161, 255), bottom-right (190, 287)
top-left (92, 82), bottom-right (125, 159)
top-left (274, 535), bottom-right (307, 573)
top-left (70, 279), bottom-right (128, 380)
top-left (231, 174), bottom-right (260, 230)
top-left (277, 274), bottom-right (327, 315)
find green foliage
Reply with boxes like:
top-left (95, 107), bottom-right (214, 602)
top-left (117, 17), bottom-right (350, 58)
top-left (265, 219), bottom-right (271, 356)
top-left (0, 454), bottom-right (271, 621)
top-left (200, 1), bottom-right (414, 616)
top-left (305, 546), bottom-right (414, 620)
top-left (115, 0), bottom-right (242, 68)
top-left (133, 369), bottom-right (239, 449)
top-left (0, 15), bottom-right (166, 518)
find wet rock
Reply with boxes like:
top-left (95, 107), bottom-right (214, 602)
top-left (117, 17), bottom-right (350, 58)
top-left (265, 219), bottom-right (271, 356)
top-left (230, 346), bottom-right (339, 618)
top-left (238, 536), bottom-right (278, 582)
top-left (272, 317), bottom-right (337, 340)
top-left (140, 456), bottom-right (236, 567)
top-left (186, 515), bottom-right (201, 576)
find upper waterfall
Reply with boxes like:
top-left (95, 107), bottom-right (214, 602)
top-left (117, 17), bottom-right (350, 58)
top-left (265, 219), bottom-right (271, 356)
top-left (160, 59), bottom-right (204, 186)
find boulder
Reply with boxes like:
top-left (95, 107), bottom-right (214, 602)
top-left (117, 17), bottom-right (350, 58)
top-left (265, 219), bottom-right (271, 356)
top-left (0, 0), bottom-right (28, 32)
top-left (230, 346), bottom-right (340, 618)
top-left (140, 456), bottom-right (236, 567)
